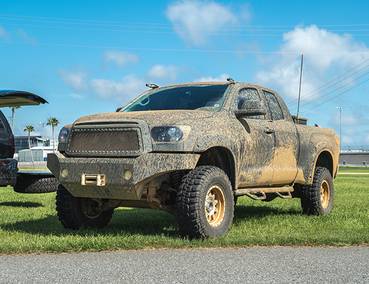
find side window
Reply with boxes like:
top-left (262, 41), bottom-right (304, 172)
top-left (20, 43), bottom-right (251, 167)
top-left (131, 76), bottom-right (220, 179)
top-left (263, 91), bottom-right (284, 120)
top-left (236, 88), bottom-right (265, 120)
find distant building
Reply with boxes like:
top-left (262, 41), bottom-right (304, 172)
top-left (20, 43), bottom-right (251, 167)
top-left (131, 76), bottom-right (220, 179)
top-left (14, 135), bottom-right (49, 153)
top-left (340, 151), bottom-right (369, 167)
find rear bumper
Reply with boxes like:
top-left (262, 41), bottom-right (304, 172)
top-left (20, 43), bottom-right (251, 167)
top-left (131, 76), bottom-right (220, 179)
top-left (47, 152), bottom-right (199, 200)
top-left (0, 158), bottom-right (18, 186)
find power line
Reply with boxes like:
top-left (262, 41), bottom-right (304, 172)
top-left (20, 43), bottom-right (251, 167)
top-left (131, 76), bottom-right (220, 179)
top-left (302, 70), bottom-right (369, 110)
top-left (4, 14), bottom-right (369, 35)
top-left (285, 57), bottom-right (369, 106)
top-left (302, 75), bottom-right (369, 114)
top-left (3, 14), bottom-right (369, 29)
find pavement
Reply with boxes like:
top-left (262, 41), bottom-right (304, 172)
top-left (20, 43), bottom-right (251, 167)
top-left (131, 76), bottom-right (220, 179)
top-left (1, 247), bottom-right (369, 283)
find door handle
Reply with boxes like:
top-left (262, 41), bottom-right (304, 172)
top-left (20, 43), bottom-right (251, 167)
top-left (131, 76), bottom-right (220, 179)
top-left (264, 127), bottom-right (275, 134)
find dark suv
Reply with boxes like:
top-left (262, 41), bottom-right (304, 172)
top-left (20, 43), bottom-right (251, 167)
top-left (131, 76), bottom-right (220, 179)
top-left (0, 90), bottom-right (47, 187)
top-left (0, 110), bottom-right (17, 186)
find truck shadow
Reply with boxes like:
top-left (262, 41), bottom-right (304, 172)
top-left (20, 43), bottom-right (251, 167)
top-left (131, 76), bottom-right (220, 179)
top-left (0, 201), bottom-right (43, 208)
top-left (0, 205), bottom-right (301, 238)
top-left (234, 205), bottom-right (301, 222)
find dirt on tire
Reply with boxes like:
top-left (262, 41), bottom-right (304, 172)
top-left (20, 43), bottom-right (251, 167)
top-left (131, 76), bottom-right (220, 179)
top-left (301, 166), bottom-right (334, 215)
top-left (176, 166), bottom-right (234, 238)
top-left (56, 185), bottom-right (114, 229)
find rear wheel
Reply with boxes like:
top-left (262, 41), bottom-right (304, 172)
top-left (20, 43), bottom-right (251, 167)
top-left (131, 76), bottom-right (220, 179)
top-left (300, 167), bottom-right (334, 215)
top-left (56, 185), bottom-right (114, 229)
top-left (176, 166), bottom-right (234, 238)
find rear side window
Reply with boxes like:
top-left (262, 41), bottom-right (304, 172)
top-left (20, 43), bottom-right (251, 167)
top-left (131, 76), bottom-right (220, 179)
top-left (236, 88), bottom-right (265, 120)
top-left (263, 91), bottom-right (284, 120)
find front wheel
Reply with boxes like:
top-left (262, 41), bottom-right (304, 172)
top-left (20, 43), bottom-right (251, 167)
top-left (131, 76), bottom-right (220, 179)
top-left (56, 185), bottom-right (114, 230)
top-left (176, 166), bottom-right (234, 238)
top-left (300, 167), bottom-right (334, 215)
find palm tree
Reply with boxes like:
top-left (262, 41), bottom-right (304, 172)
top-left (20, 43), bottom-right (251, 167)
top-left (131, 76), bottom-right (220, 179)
top-left (24, 124), bottom-right (35, 164)
top-left (10, 106), bottom-right (21, 129)
top-left (47, 117), bottom-right (59, 151)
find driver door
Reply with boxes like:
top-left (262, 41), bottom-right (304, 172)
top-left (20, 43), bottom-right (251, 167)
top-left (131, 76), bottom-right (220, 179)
top-left (236, 87), bottom-right (275, 187)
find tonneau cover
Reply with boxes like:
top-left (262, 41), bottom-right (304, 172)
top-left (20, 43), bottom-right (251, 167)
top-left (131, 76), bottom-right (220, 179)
top-left (0, 90), bottom-right (48, 107)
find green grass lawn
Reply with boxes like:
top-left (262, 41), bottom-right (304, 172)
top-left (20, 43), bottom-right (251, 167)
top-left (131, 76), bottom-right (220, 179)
top-left (339, 166), bottom-right (369, 173)
top-left (0, 173), bottom-right (368, 254)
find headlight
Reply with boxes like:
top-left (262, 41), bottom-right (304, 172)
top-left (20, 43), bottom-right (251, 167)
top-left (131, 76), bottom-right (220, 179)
top-left (58, 127), bottom-right (71, 144)
top-left (151, 126), bottom-right (183, 142)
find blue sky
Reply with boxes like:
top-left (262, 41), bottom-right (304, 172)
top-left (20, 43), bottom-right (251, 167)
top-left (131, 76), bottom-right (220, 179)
top-left (1, 0), bottom-right (369, 148)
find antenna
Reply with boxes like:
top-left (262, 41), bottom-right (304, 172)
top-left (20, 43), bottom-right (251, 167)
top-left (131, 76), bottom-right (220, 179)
top-left (296, 54), bottom-right (304, 120)
top-left (226, 78), bottom-right (235, 84)
top-left (146, 83), bottom-right (159, 89)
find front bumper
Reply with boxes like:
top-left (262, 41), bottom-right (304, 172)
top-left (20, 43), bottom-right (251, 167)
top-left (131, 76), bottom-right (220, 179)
top-left (47, 152), bottom-right (199, 200)
top-left (0, 158), bottom-right (18, 186)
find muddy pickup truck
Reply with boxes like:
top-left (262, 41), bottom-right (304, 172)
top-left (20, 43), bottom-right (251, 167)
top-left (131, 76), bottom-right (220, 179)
top-left (48, 81), bottom-right (339, 238)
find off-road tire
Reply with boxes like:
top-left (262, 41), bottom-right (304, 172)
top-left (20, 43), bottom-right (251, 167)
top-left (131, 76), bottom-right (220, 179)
top-left (176, 166), bottom-right (234, 238)
top-left (14, 176), bottom-right (58, 194)
top-left (300, 167), bottom-right (334, 215)
top-left (56, 185), bottom-right (114, 230)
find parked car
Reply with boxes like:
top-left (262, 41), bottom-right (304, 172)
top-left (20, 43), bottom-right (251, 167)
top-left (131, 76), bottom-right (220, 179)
top-left (0, 110), bottom-right (17, 186)
top-left (48, 81), bottom-right (339, 238)
top-left (0, 90), bottom-right (57, 193)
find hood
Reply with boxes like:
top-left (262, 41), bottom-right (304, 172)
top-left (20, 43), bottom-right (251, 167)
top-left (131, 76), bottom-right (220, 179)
top-left (74, 110), bottom-right (215, 126)
top-left (0, 90), bottom-right (48, 107)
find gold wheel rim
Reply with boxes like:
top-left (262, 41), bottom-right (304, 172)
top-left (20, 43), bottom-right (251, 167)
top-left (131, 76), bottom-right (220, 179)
top-left (320, 180), bottom-right (330, 209)
top-left (205, 185), bottom-right (225, 227)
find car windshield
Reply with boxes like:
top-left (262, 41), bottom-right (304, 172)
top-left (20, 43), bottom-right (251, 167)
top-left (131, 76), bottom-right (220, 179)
top-left (122, 84), bottom-right (229, 112)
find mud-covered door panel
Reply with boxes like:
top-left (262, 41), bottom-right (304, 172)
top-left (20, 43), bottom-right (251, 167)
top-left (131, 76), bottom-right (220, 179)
top-left (263, 90), bottom-right (298, 184)
top-left (235, 87), bottom-right (275, 187)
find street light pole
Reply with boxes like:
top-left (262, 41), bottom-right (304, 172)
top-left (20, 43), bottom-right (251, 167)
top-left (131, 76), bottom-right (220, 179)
top-left (337, 106), bottom-right (342, 152)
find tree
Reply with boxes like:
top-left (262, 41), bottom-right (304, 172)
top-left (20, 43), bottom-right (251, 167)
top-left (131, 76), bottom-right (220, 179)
top-left (24, 124), bottom-right (35, 164)
top-left (10, 106), bottom-right (21, 129)
top-left (47, 117), bottom-right (59, 151)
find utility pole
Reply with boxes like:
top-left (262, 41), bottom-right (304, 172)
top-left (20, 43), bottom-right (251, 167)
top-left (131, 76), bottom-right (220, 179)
top-left (337, 106), bottom-right (342, 152)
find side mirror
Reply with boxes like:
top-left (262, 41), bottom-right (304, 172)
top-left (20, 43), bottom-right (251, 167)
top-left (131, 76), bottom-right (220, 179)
top-left (234, 99), bottom-right (267, 117)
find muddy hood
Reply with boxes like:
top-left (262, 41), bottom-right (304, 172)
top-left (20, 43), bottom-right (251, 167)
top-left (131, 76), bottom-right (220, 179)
top-left (0, 90), bottom-right (48, 107)
top-left (74, 110), bottom-right (215, 126)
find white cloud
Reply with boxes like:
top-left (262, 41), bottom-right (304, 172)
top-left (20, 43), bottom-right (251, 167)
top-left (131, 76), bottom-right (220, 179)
top-left (16, 29), bottom-right (37, 45)
top-left (256, 25), bottom-right (369, 101)
top-left (0, 26), bottom-right (7, 39)
top-left (195, 73), bottom-right (230, 82)
top-left (104, 51), bottom-right (139, 67)
top-left (166, 0), bottom-right (238, 45)
top-left (282, 26), bottom-right (369, 70)
top-left (148, 64), bottom-right (177, 80)
top-left (90, 75), bottom-right (146, 100)
top-left (342, 135), bottom-right (354, 145)
top-left (69, 93), bottom-right (85, 100)
top-left (341, 114), bottom-right (358, 126)
top-left (59, 70), bottom-right (88, 92)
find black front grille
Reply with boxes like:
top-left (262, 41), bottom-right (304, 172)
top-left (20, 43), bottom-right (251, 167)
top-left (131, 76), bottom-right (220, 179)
top-left (66, 127), bottom-right (142, 157)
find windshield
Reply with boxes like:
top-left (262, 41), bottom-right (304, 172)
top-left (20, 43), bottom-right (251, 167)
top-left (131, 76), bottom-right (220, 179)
top-left (122, 84), bottom-right (229, 112)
